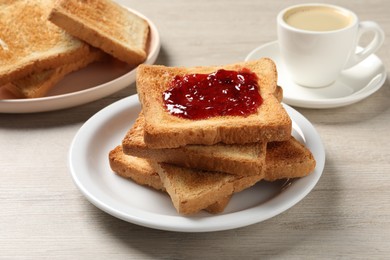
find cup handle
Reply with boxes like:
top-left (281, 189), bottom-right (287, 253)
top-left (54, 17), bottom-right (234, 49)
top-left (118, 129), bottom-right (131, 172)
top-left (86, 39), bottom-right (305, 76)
top-left (344, 21), bottom-right (385, 69)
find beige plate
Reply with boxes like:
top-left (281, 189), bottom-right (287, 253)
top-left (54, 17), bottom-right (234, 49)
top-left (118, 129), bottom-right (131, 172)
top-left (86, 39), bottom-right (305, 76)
top-left (0, 7), bottom-right (160, 113)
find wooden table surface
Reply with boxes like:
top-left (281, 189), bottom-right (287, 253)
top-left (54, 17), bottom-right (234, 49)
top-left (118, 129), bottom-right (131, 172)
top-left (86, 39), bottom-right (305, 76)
top-left (1, 0), bottom-right (389, 259)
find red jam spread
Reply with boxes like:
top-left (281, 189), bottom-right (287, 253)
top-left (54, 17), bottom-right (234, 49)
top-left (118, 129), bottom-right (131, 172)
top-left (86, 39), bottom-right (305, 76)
top-left (162, 68), bottom-right (262, 120)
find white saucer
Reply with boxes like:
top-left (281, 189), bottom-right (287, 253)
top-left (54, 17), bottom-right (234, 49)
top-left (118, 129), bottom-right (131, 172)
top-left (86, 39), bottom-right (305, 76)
top-left (245, 41), bottom-right (387, 109)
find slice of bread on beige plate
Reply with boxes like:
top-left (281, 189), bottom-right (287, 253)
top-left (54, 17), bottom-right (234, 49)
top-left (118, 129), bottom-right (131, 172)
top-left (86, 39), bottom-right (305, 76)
top-left (4, 48), bottom-right (106, 98)
top-left (135, 58), bottom-right (292, 148)
top-left (0, 0), bottom-right (90, 85)
top-left (49, 0), bottom-right (149, 66)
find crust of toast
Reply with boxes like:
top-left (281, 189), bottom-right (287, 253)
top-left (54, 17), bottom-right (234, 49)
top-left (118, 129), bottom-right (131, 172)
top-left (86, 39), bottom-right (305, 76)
top-left (49, 0), bottom-right (149, 66)
top-left (274, 85), bottom-right (283, 103)
top-left (0, 0), bottom-right (90, 85)
top-left (4, 48), bottom-right (106, 98)
top-left (203, 196), bottom-right (231, 214)
top-left (136, 59), bottom-right (292, 148)
top-left (122, 112), bottom-right (267, 176)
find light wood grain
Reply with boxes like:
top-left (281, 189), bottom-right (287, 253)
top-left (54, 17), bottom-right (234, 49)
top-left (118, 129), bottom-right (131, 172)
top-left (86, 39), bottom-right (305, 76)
top-left (1, 0), bottom-right (389, 259)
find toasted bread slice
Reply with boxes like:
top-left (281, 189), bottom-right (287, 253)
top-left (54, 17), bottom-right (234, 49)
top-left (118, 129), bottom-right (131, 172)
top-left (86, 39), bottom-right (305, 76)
top-left (109, 135), bottom-right (316, 215)
top-left (108, 146), bottom-right (230, 214)
top-left (4, 48), bottom-right (106, 98)
top-left (112, 136), bottom-right (315, 188)
top-left (109, 146), bottom-right (164, 191)
top-left (265, 137), bottom-right (316, 181)
top-left (49, 0), bottom-right (149, 66)
top-left (204, 196), bottom-right (232, 214)
top-left (123, 84), bottom-right (283, 175)
top-left (151, 162), bottom-right (263, 215)
top-left (0, 0), bottom-right (90, 85)
top-left (122, 112), bottom-right (267, 176)
top-left (135, 59), bottom-right (292, 148)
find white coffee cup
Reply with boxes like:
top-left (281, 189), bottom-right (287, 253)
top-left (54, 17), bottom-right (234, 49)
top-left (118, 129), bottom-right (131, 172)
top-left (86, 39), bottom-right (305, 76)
top-left (277, 3), bottom-right (385, 87)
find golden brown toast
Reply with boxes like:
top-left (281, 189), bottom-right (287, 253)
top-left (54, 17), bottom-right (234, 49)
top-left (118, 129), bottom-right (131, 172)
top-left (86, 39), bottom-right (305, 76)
top-left (204, 196), bottom-right (232, 214)
top-left (265, 137), bottom-right (316, 181)
top-left (0, 0), bottom-right (90, 85)
top-left (152, 162), bottom-right (263, 215)
top-left (122, 112), bottom-right (267, 176)
top-left (109, 135), bottom-right (316, 215)
top-left (122, 85), bottom-right (283, 176)
top-left (4, 48), bottom-right (106, 98)
top-left (49, 0), bottom-right (149, 66)
top-left (108, 146), bottom-right (231, 214)
top-left (134, 59), bottom-right (292, 148)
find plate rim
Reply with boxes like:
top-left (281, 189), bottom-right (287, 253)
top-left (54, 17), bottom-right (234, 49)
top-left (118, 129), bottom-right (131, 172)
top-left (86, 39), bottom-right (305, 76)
top-left (68, 94), bottom-right (325, 232)
top-left (245, 40), bottom-right (387, 109)
top-left (0, 7), bottom-right (161, 113)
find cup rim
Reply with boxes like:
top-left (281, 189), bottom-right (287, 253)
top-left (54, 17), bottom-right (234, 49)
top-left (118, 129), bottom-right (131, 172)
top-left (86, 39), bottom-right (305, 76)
top-left (277, 3), bottom-right (358, 34)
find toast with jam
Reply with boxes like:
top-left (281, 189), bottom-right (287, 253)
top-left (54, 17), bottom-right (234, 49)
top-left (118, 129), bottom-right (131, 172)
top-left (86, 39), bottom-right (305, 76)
top-left (120, 113), bottom-right (315, 180)
top-left (132, 58), bottom-right (292, 148)
top-left (110, 59), bottom-right (315, 215)
top-left (122, 85), bottom-right (284, 176)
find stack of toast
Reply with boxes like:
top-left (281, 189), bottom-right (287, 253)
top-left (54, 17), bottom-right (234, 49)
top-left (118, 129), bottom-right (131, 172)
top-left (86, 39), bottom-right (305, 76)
top-left (0, 0), bottom-right (149, 99)
top-left (109, 58), bottom-right (316, 215)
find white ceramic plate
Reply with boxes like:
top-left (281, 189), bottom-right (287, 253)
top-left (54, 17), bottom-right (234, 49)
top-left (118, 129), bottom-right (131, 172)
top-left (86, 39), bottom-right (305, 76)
top-left (0, 8), bottom-right (160, 113)
top-left (245, 41), bottom-right (386, 109)
top-left (68, 95), bottom-right (325, 232)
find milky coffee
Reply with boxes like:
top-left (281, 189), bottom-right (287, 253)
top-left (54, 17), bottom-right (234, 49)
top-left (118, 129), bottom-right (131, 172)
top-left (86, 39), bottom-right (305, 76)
top-left (284, 6), bottom-right (352, 31)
